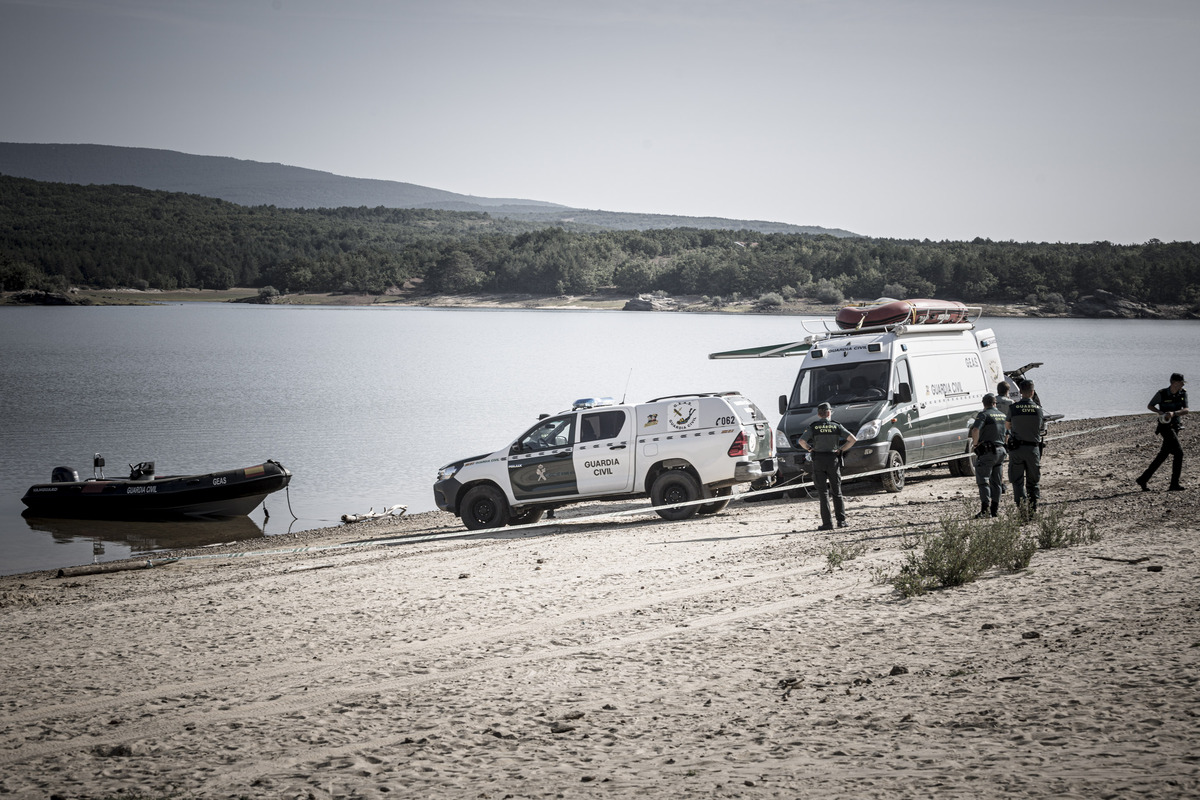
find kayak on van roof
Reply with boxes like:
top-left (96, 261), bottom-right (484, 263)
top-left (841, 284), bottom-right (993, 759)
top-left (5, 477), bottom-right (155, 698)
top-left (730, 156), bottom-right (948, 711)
top-left (834, 298), bottom-right (980, 331)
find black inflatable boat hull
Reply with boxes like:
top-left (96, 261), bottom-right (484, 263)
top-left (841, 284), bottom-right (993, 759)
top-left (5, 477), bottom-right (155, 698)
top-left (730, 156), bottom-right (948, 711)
top-left (21, 460), bottom-right (292, 519)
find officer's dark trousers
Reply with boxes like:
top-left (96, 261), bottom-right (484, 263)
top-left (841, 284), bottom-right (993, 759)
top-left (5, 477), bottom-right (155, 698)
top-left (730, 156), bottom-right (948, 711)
top-left (812, 454), bottom-right (845, 527)
top-left (1140, 425), bottom-right (1183, 487)
top-left (1008, 444), bottom-right (1041, 511)
top-left (975, 445), bottom-right (1007, 513)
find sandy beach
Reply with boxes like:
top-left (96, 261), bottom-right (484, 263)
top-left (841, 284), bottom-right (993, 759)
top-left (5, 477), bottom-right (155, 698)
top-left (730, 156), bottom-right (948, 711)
top-left (1, 414), bottom-right (1197, 799)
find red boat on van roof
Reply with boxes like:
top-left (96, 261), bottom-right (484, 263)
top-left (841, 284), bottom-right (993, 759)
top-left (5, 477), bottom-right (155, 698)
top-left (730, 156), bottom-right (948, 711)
top-left (834, 298), bottom-right (976, 330)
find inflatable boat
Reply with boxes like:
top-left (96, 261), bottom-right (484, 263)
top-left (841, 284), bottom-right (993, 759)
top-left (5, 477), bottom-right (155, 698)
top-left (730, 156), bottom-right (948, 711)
top-left (835, 298), bottom-right (974, 330)
top-left (21, 457), bottom-right (292, 519)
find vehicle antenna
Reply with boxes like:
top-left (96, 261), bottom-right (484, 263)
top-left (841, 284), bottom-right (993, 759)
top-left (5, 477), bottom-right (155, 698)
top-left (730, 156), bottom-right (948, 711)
top-left (621, 368), bottom-right (633, 404)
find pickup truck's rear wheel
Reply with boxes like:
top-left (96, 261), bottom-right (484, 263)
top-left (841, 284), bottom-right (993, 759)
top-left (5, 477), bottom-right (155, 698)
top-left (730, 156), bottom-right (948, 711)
top-left (508, 507), bottom-right (545, 526)
top-left (651, 471), bottom-right (701, 521)
top-left (697, 486), bottom-right (732, 515)
top-left (880, 447), bottom-right (906, 492)
top-left (460, 485), bottom-right (510, 530)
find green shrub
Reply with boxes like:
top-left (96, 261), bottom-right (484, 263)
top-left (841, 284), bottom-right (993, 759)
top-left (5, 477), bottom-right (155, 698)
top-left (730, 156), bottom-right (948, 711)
top-left (824, 540), bottom-right (866, 573)
top-left (892, 506), bottom-right (1036, 597)
top-left (756, 291), bottom-right (784, 309)
top-left (813, 280), bottom-right (844, 305)
top-left (1034, 505), bottom-right (1100, 549)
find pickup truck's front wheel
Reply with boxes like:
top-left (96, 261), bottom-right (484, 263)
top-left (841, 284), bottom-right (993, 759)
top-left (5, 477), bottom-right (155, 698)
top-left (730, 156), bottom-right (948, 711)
top-left (651, 471), bottom-right (701, 521)
top-left (460, 484), bottom-right (510, 530)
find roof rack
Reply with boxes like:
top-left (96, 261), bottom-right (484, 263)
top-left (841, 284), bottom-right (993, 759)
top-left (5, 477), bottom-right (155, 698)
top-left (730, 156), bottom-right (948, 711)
top-left (645, 391), bottom-right (739, 402)
top-left (709, 313), bottom-right (983, 360)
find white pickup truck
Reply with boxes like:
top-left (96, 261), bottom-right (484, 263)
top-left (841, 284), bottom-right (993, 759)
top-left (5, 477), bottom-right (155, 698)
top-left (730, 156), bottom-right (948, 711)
top-left (433, 393), bottom-right (776, 530)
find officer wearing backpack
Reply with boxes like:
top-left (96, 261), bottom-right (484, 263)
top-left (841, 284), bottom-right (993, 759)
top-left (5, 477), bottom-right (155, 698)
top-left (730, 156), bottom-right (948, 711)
top-left (1006, 379), bottom-right (1045, 517)
top-left (798, 402), bottom-right (857, 531)
top-left (969, 393), bottom-right (1008, 518)
top-left (1137, 373), bottom-right (1189, 491)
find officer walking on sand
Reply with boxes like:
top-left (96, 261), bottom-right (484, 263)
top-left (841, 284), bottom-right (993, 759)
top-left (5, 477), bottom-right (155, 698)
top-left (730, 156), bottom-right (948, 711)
top-left (1137, 372), bottom-right (1189, 491)
top-left (970, 393), bottom-right (1008, 518)
top-left (798, 402), bottom-right (856, 531)
top-left (1006, 379), bottom-right (1045, 517)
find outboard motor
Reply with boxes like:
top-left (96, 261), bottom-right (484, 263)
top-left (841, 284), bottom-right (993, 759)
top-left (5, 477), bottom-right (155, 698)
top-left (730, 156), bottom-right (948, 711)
top-left (129, 461), bottom-right (155, 481)
top-left (51, 466), bottom-right (79, 483)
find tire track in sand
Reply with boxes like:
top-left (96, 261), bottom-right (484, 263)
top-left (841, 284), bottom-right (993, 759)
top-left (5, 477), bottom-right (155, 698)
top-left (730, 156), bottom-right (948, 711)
top-left (0, 563), bottom-right (864, 768)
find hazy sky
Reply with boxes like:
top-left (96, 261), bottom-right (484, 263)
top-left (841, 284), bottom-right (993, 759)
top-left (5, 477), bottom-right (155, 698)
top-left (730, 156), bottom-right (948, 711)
top-left (1, 0), bottom-right (1196, 243)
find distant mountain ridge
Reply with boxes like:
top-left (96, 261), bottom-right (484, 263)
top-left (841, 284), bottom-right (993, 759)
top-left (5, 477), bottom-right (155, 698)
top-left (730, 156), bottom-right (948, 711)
top-left (0, 142), bottom-right (857, 237)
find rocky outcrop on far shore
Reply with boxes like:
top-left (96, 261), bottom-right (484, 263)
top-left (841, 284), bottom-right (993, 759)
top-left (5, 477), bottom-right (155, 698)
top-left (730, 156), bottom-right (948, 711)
top-left (1071, 288), bottom-right (1197, 320)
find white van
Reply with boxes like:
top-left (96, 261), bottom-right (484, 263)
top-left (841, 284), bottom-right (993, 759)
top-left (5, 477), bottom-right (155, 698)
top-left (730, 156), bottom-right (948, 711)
top-left (433, 393), bottom-right (776, 529)
top-left (712, 313), bottom-right (1004, 491)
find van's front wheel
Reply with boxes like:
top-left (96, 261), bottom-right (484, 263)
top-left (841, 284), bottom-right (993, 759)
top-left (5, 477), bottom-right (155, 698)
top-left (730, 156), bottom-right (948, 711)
top-left (880, 448), bottom-right (906, 492)
top-left (651, 471), bottom-right (701, 521)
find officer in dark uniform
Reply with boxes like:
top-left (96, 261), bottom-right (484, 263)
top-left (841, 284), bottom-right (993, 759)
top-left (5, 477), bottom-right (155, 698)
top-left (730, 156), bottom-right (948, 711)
top-left (798, 402), bottom-right (857, 531)
top-left (1006, 379), bottom-right (1045, 517)
top-left (969, 393), bottom-right (1008, 518)
top-left (1137, 372), bottom-right (1189, 491)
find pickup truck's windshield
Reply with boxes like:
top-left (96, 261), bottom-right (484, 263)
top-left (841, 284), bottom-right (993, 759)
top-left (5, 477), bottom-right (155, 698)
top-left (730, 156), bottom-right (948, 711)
top-left (516, 415), bottom-right (575, 451)
top-left (789, 361), bottom-right (891, 409)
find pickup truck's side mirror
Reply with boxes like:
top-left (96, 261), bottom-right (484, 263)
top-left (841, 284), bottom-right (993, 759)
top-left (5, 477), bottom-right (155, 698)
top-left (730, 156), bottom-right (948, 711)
top-left (895, 383), bottom-right (913, 404)
top-left (779, 395), bottom-right (788, 415)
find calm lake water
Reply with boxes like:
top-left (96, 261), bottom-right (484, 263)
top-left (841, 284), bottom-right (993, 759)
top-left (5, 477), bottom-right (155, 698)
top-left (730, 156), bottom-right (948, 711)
top-left (1, 303), bottom-right (1196, 575)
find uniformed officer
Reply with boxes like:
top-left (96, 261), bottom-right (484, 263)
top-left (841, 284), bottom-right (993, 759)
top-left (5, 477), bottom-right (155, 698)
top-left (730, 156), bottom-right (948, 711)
top-left (995, 381), bottom-right (1014, 416)
top-left (969, 393), bottom-right (1008, 518)
top-left (798, 402), bottom-right (857, 531)
top-left (1006, 379), bottom-right (1045, 517)
top-left (1137, 372), bottom-right (1189, 491)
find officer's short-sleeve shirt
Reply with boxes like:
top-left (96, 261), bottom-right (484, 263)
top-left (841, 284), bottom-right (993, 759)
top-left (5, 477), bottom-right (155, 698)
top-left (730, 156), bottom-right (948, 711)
top-left (971, 408), bottom-right (1007, 445)
top-left (802, 419), bottom-right (851, 453)
top-left (1008, 397), bottom-right (1044, 442)
top-left (1150, 387), bottom-right (1187, 430)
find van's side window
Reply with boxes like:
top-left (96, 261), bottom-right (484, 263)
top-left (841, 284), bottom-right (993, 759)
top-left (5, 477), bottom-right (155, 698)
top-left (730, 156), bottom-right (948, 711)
top-left (894, 360), bottom-right (912, 394)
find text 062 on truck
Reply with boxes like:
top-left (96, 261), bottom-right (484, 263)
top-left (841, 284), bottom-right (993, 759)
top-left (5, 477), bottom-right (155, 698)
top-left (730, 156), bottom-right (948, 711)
top-left (433, 392), bottom-right (776, 530)
top-left (711, 300), bottom-right (1020, 492)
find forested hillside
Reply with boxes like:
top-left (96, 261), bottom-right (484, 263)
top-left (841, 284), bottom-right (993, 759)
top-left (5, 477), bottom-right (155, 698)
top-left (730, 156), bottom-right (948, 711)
top-left (2, 175), bottom-right (1198, 308)
top-left (0, 143), bottom-right (854, 236)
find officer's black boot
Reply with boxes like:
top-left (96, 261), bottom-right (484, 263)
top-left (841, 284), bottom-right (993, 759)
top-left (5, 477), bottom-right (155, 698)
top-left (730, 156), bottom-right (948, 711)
top-left (973, 503), bottom-right (989, 520)
top-left (990, 503), bottom-right (999, 518)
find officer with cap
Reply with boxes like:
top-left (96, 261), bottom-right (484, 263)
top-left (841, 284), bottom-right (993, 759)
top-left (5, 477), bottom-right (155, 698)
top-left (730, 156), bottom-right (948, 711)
top-left (969, 393), bottom-right (1008, 518)
top-left (1137, 372), bottom-right (1189, 491)
top-left (1006, 379), bottom-right (1045, 517)
top-left (798, 402), bottom-right (857, 530)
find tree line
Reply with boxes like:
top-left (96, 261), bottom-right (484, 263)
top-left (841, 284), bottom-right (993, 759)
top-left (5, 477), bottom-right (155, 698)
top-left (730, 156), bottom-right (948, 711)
top-left (2, 174), bottom-right (1198, 308)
